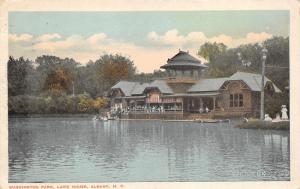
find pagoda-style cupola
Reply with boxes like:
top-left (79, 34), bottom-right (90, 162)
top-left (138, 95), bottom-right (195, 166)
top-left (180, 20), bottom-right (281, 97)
top-left (160, 50), bottom-right (208, 79)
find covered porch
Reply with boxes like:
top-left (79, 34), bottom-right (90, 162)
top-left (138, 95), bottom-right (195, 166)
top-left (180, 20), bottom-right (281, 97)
top-left (167, 92), bottom-right (221, 113)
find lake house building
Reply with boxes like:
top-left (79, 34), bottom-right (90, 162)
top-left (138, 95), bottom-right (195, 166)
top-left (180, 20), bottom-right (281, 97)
top-left (110, 50), bottom-right (281, 119)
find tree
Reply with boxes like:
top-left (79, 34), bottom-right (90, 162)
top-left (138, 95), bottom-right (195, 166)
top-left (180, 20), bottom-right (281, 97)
top-left (8, 56), bottom-right (34, 96)
top-left (197, 42), bottom-right (227, 62)
top-left (44, 68), bottom-right (72, 93)
top-left (133, 69), bottom-right (167, 83)
top-left (263, 36), bottom-right (289, 90)
top-left (76, 61), bottom-right (100, 98)
top-left (95, 54), bottom-right (136, 95)
top-left (35, 55), bottom-right (79, 95)
top-left (197, 42), bottom-right (228, 77)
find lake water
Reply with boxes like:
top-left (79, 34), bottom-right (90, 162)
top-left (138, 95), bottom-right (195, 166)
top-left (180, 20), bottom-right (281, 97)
top-left (8, 117), bottom-right (290, 182)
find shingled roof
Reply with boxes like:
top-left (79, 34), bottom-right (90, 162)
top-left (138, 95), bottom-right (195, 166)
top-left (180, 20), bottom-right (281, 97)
top-left (229, 72), bottom-right (281, 92)
top-left (111, 80), bottom-right (174, 96)
top-left (160, 50), bottom-right (208, 69)
top-left (188, 72), bottom-right (281, 93)
top-left (188, 78), bottom-right (229, 92)
top-left (145, 80), bottom-right (173, 94)
top-left (111, 72), bottom-right (281, 96)
top-left (131, 83), bottom-right (150, 95)
top-left (111, 81), bottom-right (139, 96)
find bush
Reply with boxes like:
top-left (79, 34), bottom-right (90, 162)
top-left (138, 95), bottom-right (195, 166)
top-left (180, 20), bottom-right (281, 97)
top-left (8, 94), bottom-right (107, 114)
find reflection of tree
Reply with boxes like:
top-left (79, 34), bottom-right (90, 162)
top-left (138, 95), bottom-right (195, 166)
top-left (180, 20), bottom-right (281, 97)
top-left (85, 120), bottom-right (139, 171)
top-left (261, 131), bottom-right (289, 171)
top-left (9, 119), bottom-right (36, 170)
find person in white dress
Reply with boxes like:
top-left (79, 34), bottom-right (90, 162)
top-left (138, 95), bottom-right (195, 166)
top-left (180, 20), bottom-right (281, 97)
top-left (272, 113), bottom-right (281, 122)
top-left (205, 107), bottom-right (209, 113)
top-left (281, 105), bottom-right (289, 120)
top-left (264, 114), bottom-right (272, 121)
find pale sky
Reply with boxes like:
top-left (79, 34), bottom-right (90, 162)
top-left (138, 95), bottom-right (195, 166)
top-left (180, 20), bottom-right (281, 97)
top-left (8, 11), bottom-right (289, 73)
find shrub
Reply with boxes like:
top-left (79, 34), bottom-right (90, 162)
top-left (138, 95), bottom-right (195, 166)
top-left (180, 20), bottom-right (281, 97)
top-left (8, 94), bottom-right (107, 114)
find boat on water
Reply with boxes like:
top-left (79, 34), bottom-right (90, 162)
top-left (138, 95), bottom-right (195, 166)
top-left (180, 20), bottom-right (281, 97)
top-left (93, 115), bottom-right (109, 121)
top-left (195, 119), bottom-right (230, 123)
top-left (93, 111), bottom-right (119, 121)
top-left (101, 116), bottom-right (108, 121)
top-left (100, 116), bottom-right (118, 121)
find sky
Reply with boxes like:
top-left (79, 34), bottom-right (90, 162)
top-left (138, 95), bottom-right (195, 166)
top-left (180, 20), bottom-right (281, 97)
top-left (8, 11), bottom-right (289, 73)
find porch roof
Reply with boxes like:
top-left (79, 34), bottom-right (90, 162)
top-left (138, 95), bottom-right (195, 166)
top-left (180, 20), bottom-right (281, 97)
top-left (188, 78), bottom-right (228, 92)
top-left (114, 95), bottom-right (146, 99)
top-left (145, 80), bottom-right (173, 94)
top-left (163, 92), bottom-right (220, 97)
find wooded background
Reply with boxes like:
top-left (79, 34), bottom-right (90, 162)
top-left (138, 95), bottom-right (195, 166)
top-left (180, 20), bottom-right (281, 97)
top-left (8, 36), bottom-right (289, 116)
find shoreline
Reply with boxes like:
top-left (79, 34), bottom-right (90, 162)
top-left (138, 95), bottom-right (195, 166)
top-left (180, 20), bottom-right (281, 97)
top-left (9, 114), bottom-right (232, 123)
top-left (235, 120), bottom-right (290, 130)
top-left (8, 114), bottom-right (290, 131)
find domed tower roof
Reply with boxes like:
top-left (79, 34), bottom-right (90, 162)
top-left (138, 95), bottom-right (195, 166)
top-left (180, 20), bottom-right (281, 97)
top-left (160, 50), bottom-right (208, 70)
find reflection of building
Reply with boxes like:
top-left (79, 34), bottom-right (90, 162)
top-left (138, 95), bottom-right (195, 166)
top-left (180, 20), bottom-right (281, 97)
top-left (110, 50), bottom-right (281, 118)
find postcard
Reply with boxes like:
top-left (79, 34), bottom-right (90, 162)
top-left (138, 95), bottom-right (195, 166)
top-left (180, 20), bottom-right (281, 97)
top-left (0, 0), bottom-right (300, 189)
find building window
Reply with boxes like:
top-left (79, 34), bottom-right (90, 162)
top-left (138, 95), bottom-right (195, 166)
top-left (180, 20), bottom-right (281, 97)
top-left (230, 93), bottom-right (243, 107)
top-left (230, 94), bottom-right (234, 107)
top-left (234, 94), bottom-right (238, 107)
top-left (239, 94), bottom-right (243, 107)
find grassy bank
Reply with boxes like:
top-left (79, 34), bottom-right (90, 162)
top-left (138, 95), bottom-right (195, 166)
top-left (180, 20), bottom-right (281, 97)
top-left (235, 120), bottom-right (289, 130)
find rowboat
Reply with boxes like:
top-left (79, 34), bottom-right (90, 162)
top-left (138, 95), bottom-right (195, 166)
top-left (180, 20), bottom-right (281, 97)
top-left (196, 119), bottom-right (230, 123)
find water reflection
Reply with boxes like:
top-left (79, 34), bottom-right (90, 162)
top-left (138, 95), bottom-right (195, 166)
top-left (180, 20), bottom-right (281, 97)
top-left (9, 117), bottom-right (290, 182)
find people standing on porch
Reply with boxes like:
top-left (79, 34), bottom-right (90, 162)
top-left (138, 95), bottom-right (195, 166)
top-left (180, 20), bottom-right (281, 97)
top-left (160, 106), bottom-right (164, 113)
top-left (205, 107), bottom-right (209, 113)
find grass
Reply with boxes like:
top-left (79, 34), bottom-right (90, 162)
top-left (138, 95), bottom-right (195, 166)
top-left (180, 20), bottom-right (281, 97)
top-left (235, 120), bottom-right (289, 130)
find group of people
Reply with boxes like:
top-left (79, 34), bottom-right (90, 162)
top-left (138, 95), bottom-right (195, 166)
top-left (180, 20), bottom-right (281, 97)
top-left (111, 104), bottom-right (214, 114)
top-left (111, 104), bottom-right (187, 114)
top-left (264, 105), bottom-right (289, 122)
top-left (129, 105), bottom-right (166, 113)
top-left (199, 107), bottom-right (210, 114)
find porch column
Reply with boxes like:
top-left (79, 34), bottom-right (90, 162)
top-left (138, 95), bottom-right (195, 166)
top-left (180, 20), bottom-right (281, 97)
top-left (111, 98), bottom-right (115, 108)
top-left (200, 97), bottom-right (203, 110)
top-left (167, 70), bottom-right (170, 77)
top-left (122, 98), bottom-right (126, 109)
top-left (213, 97), bottom-right (216, 111)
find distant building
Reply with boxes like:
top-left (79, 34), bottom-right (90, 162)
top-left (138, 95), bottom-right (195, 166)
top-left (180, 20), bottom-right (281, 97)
top-left (110, 50), bottom-right (281, 118)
